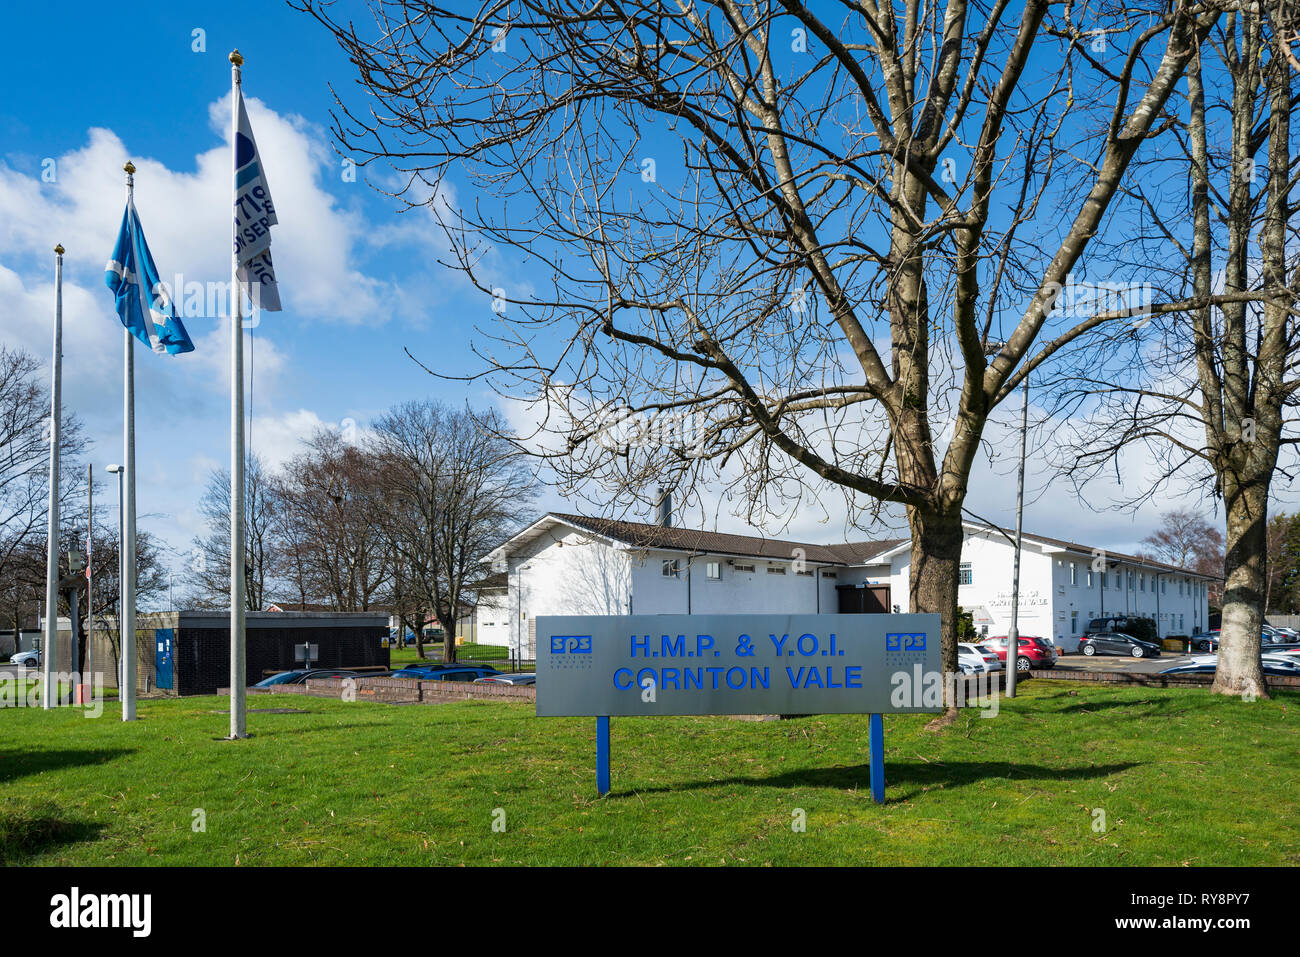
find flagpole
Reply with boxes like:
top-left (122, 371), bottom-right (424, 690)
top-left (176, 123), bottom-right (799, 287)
top-left (42, 243), bottom-right (64, 710)
top-left (83, 462), bottom-right (92, 705)
top-left (121, 161), bottom-right (138, 722)
top-left (229, 49), bottom-right (248, 739)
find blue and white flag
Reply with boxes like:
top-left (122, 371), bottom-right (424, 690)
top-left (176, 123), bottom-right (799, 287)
top-left (104, 200), bottom-right (195, 355)
top-left (233, 88), bottom-right (282, 312)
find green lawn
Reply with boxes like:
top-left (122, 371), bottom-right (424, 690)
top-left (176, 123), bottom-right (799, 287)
top-left (388, 641), bottom-right (514, 669)
top-left (1, 680), bottom-right (1296, 865)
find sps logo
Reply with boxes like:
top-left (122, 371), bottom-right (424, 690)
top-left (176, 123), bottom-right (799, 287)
top-left (550, 635), bottom-right (592, 654)
top-left (885, 633), bottom-right (928, 667)
top-left (549, 634), bottom-right (593, 672)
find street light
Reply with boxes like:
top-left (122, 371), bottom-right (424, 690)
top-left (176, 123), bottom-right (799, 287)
top-left (984, 341), bottom-right (1028, 700)
top-left (1004, 368), bottom-right (1030, 699)
top-left (106, 464), bottom-right (124, 691)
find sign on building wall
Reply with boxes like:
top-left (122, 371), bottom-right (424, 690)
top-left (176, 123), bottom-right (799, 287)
top-left (536, 613), bottom-right (942, 717)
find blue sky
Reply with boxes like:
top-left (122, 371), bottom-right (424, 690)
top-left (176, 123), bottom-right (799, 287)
top-left (0, 1), bottom-right (524, 580)
top-left (0, 1), bottom-right (1264, 596)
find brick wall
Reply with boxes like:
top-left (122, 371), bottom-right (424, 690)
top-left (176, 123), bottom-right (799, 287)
top-left (245, 675), bottom-right (536, 704)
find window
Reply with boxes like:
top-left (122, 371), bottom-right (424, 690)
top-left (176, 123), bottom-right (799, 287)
top-left (734, 563), bottom-right (755, 573)
top-left (1179, 580), bottom-right (1184, 596)
top-left (705, 561), bottom-right (721, 581)
top-left (796, 569), bottom-right (814, 577)
top-left (822, 571), bottom-right (837, 579)
top-left (1161, 579), bottom-right (1166, 594)
top-left (1139, 574), bottom-right (1145, 592)
top-left (662, 559), bottom-right (679, 577)
top-left (1070, 563), bottom-right (1078, 586)
top-left (767, 566), bottom-right (787, 575)
top-left (959, 562), bottom-right (973, 585)
top-left (1087, 570), bottom-right (1094, 588)
top-left (1070, 611), bottom-right (1078, 635)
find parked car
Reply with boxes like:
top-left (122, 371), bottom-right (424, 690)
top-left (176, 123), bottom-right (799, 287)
top-left (474, 672), bottom-right (536, 686)
top-left (390, 664), bottom-right (464, 679)
top-left (958, 642), bottom-right (1002, 673)
top-left (1190, 632), bottom-right (1219, 652)
top-left (1261, 633), bottom-right (1300, 652)
top-left (1078, 631), bottom-right (1162, 659)
top-left (9, 649), bottom-right (41, 668)
top-left (392, 664), bottom-right (502, 681)
top-left (423, 666), bottom-right (503, 682)
top-left (981, 635), bottom-right (1057, 672)
top-left (253, 669), bottom-right (365, 687)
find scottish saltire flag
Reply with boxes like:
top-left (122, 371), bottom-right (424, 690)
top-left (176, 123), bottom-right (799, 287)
top-left (233, 89), bottom-right (282, 311)
top-left (104, 201), bottom-right (195, 355)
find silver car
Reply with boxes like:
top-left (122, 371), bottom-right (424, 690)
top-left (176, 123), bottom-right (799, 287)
top-left (10, 649), bottom-right (40, 668)
top-left (473, 673), bottom-right (536, 686)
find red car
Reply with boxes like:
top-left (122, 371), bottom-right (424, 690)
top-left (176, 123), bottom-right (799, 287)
top-left (981, 635), bottom-right (1058, 672)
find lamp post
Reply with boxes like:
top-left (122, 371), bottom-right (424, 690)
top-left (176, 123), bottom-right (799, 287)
top-left (1005, 369), bottom-right (1029, 699)
top-left (984, 340), bottom-right (1029, 699)
top-left (106, 464), bottom-right (124, 691)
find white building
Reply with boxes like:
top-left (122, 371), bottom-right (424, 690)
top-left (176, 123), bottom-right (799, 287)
top-left (485, 511), bottom-right (1213, 657)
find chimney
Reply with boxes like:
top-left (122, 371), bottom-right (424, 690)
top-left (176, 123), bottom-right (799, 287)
top-left (655, 486), bottom-right (672, 527)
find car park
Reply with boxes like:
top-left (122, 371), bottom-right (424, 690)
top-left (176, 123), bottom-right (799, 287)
top-left (1161, 654), bottom-right (1300, 678)
top-left (1262, 632), bottom-right (1300, 652)
top-left (981, 635), bottom-right (1057, 672)
top-left (1078, 631), bottom-right (1162, 659)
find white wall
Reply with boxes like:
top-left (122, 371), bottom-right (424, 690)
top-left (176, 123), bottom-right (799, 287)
top-left (473, 589), bottom-right (511, 648)
top-left (954, 531), bottom-right (1056, 643)
top-left (629, 551), bottom-right (834, 616)
top-left (508, 527), bottom-right (633, 656)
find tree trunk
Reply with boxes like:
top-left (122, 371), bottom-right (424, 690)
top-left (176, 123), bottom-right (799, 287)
top-left (1213, 481), bottom-right (1269, 699)
top-left (907, 504), bottom-right (964, 726)
top-left (442, 613), bottom-right (457, 664)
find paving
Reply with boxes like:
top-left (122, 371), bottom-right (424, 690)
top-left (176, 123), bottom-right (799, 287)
top-left (1051, 652), bottom-right (1196, 676)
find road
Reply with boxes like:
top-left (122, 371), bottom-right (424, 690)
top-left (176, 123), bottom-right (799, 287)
top-left (1049, 651), bottom-right (1198, 675)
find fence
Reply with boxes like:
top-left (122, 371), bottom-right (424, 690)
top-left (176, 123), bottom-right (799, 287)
top-left (431, 644), bottom-right (534, 673)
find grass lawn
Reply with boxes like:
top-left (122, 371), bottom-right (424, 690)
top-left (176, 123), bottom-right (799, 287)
top-left (388, 642), bottom-right (514, 669)
top-left (1, 679), bottom-right (1296, 866)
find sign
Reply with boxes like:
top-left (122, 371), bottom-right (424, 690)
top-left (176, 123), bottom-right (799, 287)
top-left (293, 643), bottom-right (320, 666)
top-left (536, 613), bottom-right (942, 717)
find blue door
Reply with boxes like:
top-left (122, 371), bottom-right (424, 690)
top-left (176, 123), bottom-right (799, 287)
top-left (155, 628), bottom-right (174, 690)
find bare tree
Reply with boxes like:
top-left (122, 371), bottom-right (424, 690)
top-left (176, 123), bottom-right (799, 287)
top-left (184, 455), bottom-right (279, 610)
top-left (301, 0), bottom-right (1219, 704)
top-left (1047, 7), bottom-right (1298, 698)
top-left (1144, 509), bottom-right (1222, 598)
top-left (0, 346), bottom-right (87, 643)
top-left (83, 526), bottom-right (168, 678)
top-left (273, 430), bottom-right (391, 611)
top-left (369, 402), bottom-right (535, 663)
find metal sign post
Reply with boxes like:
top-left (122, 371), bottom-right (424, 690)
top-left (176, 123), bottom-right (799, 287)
top-left (869, 713), bottom-right (885, 803)
top-left (596, 716), bottom-right (610, 797)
